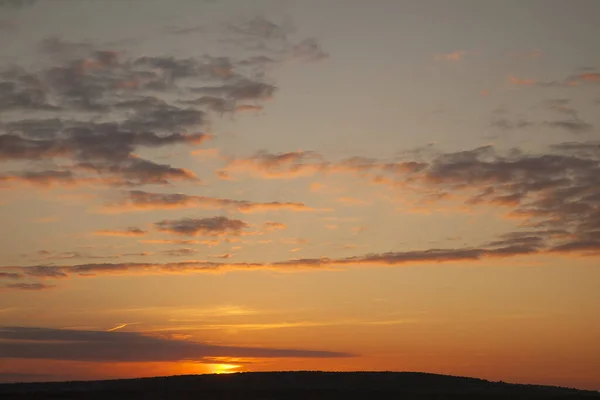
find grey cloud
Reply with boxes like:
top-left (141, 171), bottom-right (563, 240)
top-left (551, 141), bottom-right (600, 158)
top-left (225, 16), bottom-right (328, 64)
top-left (542, 120), bottom-right (593, 134)
top-left (0, 170), bottom-right (75, 186)
top-left (162, 248), bottom-right (199, 257)
top-left (1, 35), bottom-right (285, 188)
top-left (226, 16), bottom-right (290, 45)
top-left (94, 227), bottom-right (147, 237)
top-left (490, 118), bottom-right (534, 130)
top-left (0, 80), bottom-right (57, 112)
top-left (181, 96), bottom-right (234, 113)
top-left (165, 25), bottom-right (206, 36)
top-left (422, 145), bottom-right (600, 253)
top-left (21, 266), bottom-right (68, 279)
top-left (224, 143), bottom-right (600, 256)
top-left (223, 150), bottom-right (427, 180)
top-left (191, 80), bottom-right (276, 101)
top-left (3, 283), bottom-right (54, 291)
top-left (0, 236), bottom-right (588, 291)
top-left (75, 158), bottom-right (199, 187)
top-left (0, 326), bottom-right (352, 362)
top-left (122, 104), bottom-right (205, 133)
top-left (101, 190), bottom-right (314, 213)
top-left (0, 272), bottom-right (22, 279)
top-left (542, 98), bottom-right (577, 117)
top-left (549, 240), bottom-right (600, 254)
top-left (0, 242), bottom-right (543, 286)
top-left (155, 216), bottom-right (248, 236)
top-left (292, 38), bottom-right (328, 61)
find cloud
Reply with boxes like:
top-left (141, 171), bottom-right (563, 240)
top-left (161, 248), bottom-right (199, 257)
top-left (2, 219), bottom-right (597, 290)
top-left (434, 50), bottom-right (466, 62)
top-left (0, 272), bottom-right (22, 280)
top-left (23, 251), bottom-right (117, 264)
top-left (209, 253), bottom-right (234, 259)
top-left (542, 120), bottom-right (593, 134)
top-left (1, 118), bottom-right (209, 161)
top-left (0, 326), bottom-right (352, 362)
top-left (222, 150), bottom-right (426, 181)
top-left (490, 118), bottom-right (534, 130)
top-left (574, 72), bottom-right (600, 82)
top-left (420, 145), bottom-right (600, 251)
top-left (263, 221), bottom-right (286, 231)
top-left (76, 158), bottom-right (200, 187)
top-left (508, 69), bottom-right (600, 88)
top-left (489, 102), bottom-right (593, 134)
top-left (0, 242), bottom-right (541, 286)
top-left (99, 190), bottom-right (315, 213)
top-left (0, 32), bottom-right (297, 188)
top-left (220, 142), bottom-right (600, 259)
top-left (94, 228), bottom-right (148, 237)
top-left (224, 16), bottom-right (328, 64)
top-left (291, 38), bottom-right (328, 61)
top-left (509, 75), bottom-right (537, 86)
top-left (165, 25), bottom-right (206, 36)
top-left (224, 151), bottom-right (326, 179)
top-left (227, 16), bottom-right (289, 41)
top-left (191, 80), bottom-right (276, 101)
top-left (155, 216), bottom-right (248, 236)
top-left (2, 283), bottom-right (55, 291)
top-left (0, 170), bottom-right (76, 187)
top-left (139, 239), bottom-right (220, 246)
top-left (542, 99), bottom-right (576, 117)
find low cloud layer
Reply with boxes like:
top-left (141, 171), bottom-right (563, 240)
top-left (0, 326), bottom-right (352, 362)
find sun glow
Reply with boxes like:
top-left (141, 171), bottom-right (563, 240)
top-left (211, 363), bottom-right (241, 374)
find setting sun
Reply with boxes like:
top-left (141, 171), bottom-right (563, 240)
top-left (211, 364), bottom-right (241, 375)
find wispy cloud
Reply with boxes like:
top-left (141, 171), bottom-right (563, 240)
top-left (93, 228), bottom-right (148, 237)
top-left (434, 50), bottom-right (466, 62)
top-left (99, 190), bottom-right (316, 214)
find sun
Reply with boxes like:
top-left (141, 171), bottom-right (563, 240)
top-left (212, 363), bottom-right (241, 374)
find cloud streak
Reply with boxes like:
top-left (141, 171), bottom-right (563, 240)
top-left (100, 190), bottom-right (316, 213)
top-left (0, 326), bottom-right (352, 362)
top-left (94, 228), bottom-right (148, 237)
top-left (155, 216), bottom-right (248, 237)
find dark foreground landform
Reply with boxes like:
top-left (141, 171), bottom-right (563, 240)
top-left (0, 371), bottom-right (599, 399)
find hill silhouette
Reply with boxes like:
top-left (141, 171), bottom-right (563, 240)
top-left (0, 371), bottom-right (598, 399)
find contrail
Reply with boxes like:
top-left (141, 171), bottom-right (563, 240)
top-left (107, 323), bottom-right (128, 332)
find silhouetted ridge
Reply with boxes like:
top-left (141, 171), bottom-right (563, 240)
top-left (1, 371), bottom-right (598, 399)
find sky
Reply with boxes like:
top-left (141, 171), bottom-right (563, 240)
top-left (1, 0), bottom-right (600, 390)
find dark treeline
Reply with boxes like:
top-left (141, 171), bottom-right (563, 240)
top-left (1, 371), bottom-right (599, 399)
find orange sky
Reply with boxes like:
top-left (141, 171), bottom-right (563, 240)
top-left (1, 0), bottom-right (600, 391)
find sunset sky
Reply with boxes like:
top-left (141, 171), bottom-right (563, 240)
top-left (1, 0), bottom-right (600, 390)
